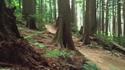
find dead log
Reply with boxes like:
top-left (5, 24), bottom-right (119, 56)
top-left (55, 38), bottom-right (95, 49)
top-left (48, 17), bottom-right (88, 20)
top-left (91, 36), bottom-right (125, 54)
top-left (111, 41), bottom-right (125, 54)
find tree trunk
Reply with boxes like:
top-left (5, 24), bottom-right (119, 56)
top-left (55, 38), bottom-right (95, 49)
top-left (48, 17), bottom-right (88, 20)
top-left (117, 0), bottom-right (122, 37)
top-left (22, 0), bottom-right (37, 30)
top-left (105, 0), bottom-right (109, 35)
top-left (71, 0), bottom-right (77, 32)
top-left (101, 0), bottom-right (105, 33)
top-left (123, 0), bottom-right (125, 36)
top-left (0, 0), bottom-right (48, 69)
top-left (112, 0), bottom-right (116, 36)
top-left (54, 0), bottom-right (75, 50)
top-left (53, 0), bottom-right (57, 20)
top-left (0, 2), bottom-right (21, 40)
top-left (83, 0), bottom-right (97, 45)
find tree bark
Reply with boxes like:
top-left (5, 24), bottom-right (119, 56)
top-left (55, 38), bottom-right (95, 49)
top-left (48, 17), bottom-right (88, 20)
top-left (123, 0), bottom-right (125, 36)
top-left (54, 0), bottom-right (75, 50)
top-left (22, 0), bottom-right (37, 30)
top-left (117, 0), bottom-right (122, 37)
top-left (105, 0), bottom-right (109, 35)
top-left (83, 0), bottom-right (97, 45)
top-left (101, 0), bottom-right (105, 33)
top-left (0, 1), bottom-right (48, 69)
top-left (112, 0), bottom-right (116, 36)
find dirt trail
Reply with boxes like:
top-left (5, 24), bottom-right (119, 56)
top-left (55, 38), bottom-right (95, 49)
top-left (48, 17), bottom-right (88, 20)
top-left (77, 47), bottom-right (125, 70)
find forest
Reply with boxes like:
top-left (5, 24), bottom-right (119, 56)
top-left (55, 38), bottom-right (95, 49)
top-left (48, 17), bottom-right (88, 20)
top-left (0, 0), bottom-right (125, 70)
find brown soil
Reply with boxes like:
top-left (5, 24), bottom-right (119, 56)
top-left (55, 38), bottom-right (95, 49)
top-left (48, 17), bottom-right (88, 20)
top-left (0, 39), bottom-right (48, 69)
top-left (76, 44), bottom-right (125, 70)
top-left (0, 28), bottom-right (86, 70)
top-left (4, 27), bottom-right (125, 70)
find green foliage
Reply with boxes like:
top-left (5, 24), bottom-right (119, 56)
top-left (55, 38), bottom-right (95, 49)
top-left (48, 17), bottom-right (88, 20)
top-left (26, 36), bottom-right (46, 48)
top-left (45, 49), bottom-right (74, 58)
top-left (24, 31), bottom-right (46, 48)
top-left (35, 14), bottom-right (47, 30)
top-left (96, 32), bottom-right (113, 45)
top-left (34, 42), bottom-right (46, 48)
top-left (83, 62), bottom-right (100, 70)
top-left (96, 32), bottom-right (125, 47)
top-left (26, 36), bottom-right (36, 43)
top-left (113, 36), bottom-right (125, 47)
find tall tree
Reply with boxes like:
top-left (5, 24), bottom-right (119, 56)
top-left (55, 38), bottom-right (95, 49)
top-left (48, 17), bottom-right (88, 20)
top-left (22, 0), bottom-right (37, 29)
top-left (105, 0), bottom-right (109, 35)
top-left (0, 1), bottom-right (48, 69)
top-left (83, 0), bottom-right (97, 45)
top-left (54, 0), bottom-right (75, 50)
top-left (53, 0), bottom-right (57, 20)
top-left (101, 0), bottom-right (105, 33)
top-left (112, 0), bottom-right (117, 35)
top-left (71, 0), bottom-right (77, 32)
top-left (123, 0), bottom-right (125, 36)
top-left (0, 1), bottom-right (21, 39)
top-left (117, 0), bottom-right (122, 37)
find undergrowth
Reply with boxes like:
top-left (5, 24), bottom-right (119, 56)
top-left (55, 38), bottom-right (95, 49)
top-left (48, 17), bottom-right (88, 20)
top-left (96, 32), bottom-right (125, 47)
top-left (45, 49), bottom-right (75, 58)
top-left (23, 29), bottom-right (96, 70)
top-left (24, 32), bottom-right (46, 49)
top-left (83, 61), bottom-right (100, 70)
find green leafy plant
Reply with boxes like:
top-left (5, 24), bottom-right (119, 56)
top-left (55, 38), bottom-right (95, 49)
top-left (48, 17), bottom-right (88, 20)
top-left (45, 49), bottom-right (74, 58)
top-left (34, 42), bottom-right (46, 48)
top-left (24, 32), bottom-right (46, 49)
top-left (83, 62), bottom-right (100, 70)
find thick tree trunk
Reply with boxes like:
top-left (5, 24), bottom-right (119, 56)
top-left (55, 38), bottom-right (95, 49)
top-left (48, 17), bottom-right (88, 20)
top-left (0, 0), bottom-right (48, 69)
top-left (0, 1), bottom-right (21, 40)
top-left (54, 0), bottom-right (75, 50)
top-left (22, 0), bottom-right (37, 30)
top-left (83, 0), bottom-right (97, 45)
top-left (26, 16), bottom-right (37, 30)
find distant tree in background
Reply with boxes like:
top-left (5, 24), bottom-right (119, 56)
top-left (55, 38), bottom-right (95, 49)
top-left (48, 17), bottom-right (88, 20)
top-left (71, 0), bottom-right (77, 32)
top-left (117, 0), bottom-right (122, 37)
top-left (123, 0), bottom-right (125, 36)
top-left (105, 0), bottom-right (109, 35)
top-left (5, 0), bottom-right (125, 47)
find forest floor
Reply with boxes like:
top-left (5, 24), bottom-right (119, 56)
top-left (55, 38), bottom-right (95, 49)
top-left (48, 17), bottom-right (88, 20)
top-left (18, 27), bottom-right (125, 70)
top-left (74, 37), bottom-right (125, 70)
top-left (74, 35), bottom-right (125, 70)
top-left (77, 47), bottom-right (125, 70)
